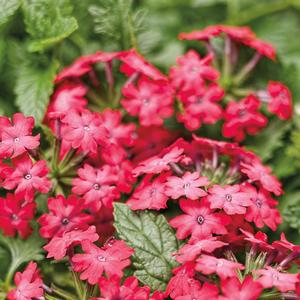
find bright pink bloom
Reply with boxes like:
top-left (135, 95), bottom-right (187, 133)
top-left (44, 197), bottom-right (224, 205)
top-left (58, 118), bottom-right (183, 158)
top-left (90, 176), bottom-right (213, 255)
top-left (179, 25), bottom-right (222, 41)
top-left (38, 195), bottom-right (93, 239)
top-left (176, 282), bottom-right (219, 300)
top-left (44, 226), bottom-right (99, 260)
top-left (219, 25), bottom-right (255, 41)
top-left (165, 172), bottom-right (209, 200)
top-left (100, 108), bottom-right (136, 147)
top-left (0, 193), bottom-right (35, 238)
top-left (7, 262), bottom-right (43, 300)
top-left (207, 184), bottom-right (252, 215)
top-left (61, 109), bottom-right (108, 153)
top-left (133, 146), bottom-right (184, 176)
top-left (255, 266), bottom-right (299, 292)
top-left (243, 185), bottom-right (282, 230)
top-left (267, 81), bottom-right (292, 120)
top-left (169, 199), bottom-right (230, 240)
top-left (165, 262), bottom-right (196, 299)
top-left (195, 255), bottom-right (244, 279)
top-left (176, 237), bottom-right (227, 263)
top-left (127, 174), bottom-right (168, 210)
top-left (219, 276), bottom-right (263, 300)
top-left (2, 155), bottom-right (51, 201)
top-left (46, 81), bottom-right (88, 120)
top-left (72, 239), bottom-right (133, 285)
top-left (222, 95), bottom-right (268, 142)
top-left (72, 164), bottom-right (119, 212)
top-left (240, 160), bottom-right (282, 196)
top-left (96, 276), bottom-right (151, 300)
top-left (239, 229), bottom-right (273, 252)
top-left (243, 38), bottom-right (276, 60)
top-left (119, 48), bottom-right (167, 81)
top-left (170, 50), bottom-right (219, 92)
top-left (0, 113), bottom-right (40, 159)
top-left (94, 206), bottom-right (115, 244)
top-left (121, 77), bottom-right (173, 126)
top-left (177, 84), bottom-right (224, 130)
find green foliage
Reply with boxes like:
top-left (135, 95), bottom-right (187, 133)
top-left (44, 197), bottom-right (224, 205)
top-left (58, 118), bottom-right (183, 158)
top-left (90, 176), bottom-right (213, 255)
top-left (0, 0), bottom-right (20, 26)
top-left (283, 202), bottom-right (300, 233)
top-left (22, 0), bottom-right (78, 52)
top-left (286, 130), bottom-right (300, 169)
top-left (114, 203), bottom-right (180, 291)
top-left (15, 58), bottom-right (59, 124)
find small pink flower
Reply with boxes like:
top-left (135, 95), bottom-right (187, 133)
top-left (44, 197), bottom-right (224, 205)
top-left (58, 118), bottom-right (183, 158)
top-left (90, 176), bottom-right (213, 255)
top-left (176, 282), bottom-right (219, 300)
top-left (165, 172), bottom-right (209, 200)
top-left (195, 255), bottom-right (244, 279)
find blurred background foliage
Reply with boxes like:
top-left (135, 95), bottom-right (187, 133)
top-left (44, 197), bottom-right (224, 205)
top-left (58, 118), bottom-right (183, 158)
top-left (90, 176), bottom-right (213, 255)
top-left (0, 0), bottom-right (300, 243)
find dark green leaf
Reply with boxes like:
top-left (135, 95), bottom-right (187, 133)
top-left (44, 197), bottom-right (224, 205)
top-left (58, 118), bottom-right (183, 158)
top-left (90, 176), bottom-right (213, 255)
top-left (0, 0), bottom-right (20, 26)
top-left (113, 203), bottom-right (180, 291)
top-left (15, 58), bottom-right (59, 123)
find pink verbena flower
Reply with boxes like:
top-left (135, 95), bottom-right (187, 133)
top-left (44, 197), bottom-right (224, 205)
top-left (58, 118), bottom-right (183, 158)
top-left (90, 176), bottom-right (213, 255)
top-left (61, 109), bottom-right (108, 153)
top-left (0, 193), bottom-right (35, 238)
top-left (165, 171), bottom-right (209, 200)
top-left (170, 50), bottom-right (219, 92)
top-left (44, 226), bottom-right (99, 260)
top-left (176, 282), bottom-right (219, 300)
top-left (0, 113), bottom-right (40, 159)
top-left (195, 255), bottom-right (244, 279)
top-left (240, 159), bottom-right (282, 196)
top-left (127, 174), bottom-right (169, 210)
top-left (176, 237), bottom-right (227, 263)
top-left (121, 77), bottom-right (173, 126)
top-left (219, 276), bottom-right (263, 300)
top-left (7, 262), bottom-right (43, 300)
top-left (222, 94), bottom-right (268, 142)
top-left (169, 199), bottom-right (230, 240)
top-left (255, 266), bottom-right (299, 292)
top-left (72, 163), bottom-right (119, 212)
top-left (207, 184), bottom-right (252, 215)
top-left (2, 154), bottom-right (51, 202)
top-left (38, 194), bottom-right (93, 239)
top-left (72, 239), bottom-right (133, 285)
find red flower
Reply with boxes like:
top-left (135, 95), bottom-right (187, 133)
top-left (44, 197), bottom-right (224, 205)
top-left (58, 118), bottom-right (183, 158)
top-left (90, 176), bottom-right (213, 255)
top-left (179, 25), bottom-right (222, 41)
top-left (38, 194), bottom-right (93, 239)
top-left (127, 174), bottom-right (169, 210)
top-left (243, 185), bottom-right (282, 230)
top-left (240, 160), bottom-right (282, 196)
top-left (239, 229), bottom-right (273, 252)
top-left (267, 81), bottom-right (292, 120)
top-left (170, 50), bottom-right (219, 92)
top-left (121, 77), bottom-right (173, 126)
top-left (165, 262), bottom-right (196, 299)
top-left (2, 154), bottom-right (51, 202)
top-left (96, 276), bottom-right (151, 300)
top-left (133, 146), bottom-right (184, 176)
top-left (100, 108), bottom-right (136, 147)
top-left (222, 94), bottom-right (268, 142)
top-left (0, 113), bottom-right (40, 159)
top-left (44, 226), bottom-right (99, 260)
top-left (243, 38), bottom-right (276, 60)
top-left (72, 239), bottom-right (133, 285)
top-left (165, 172), bottom-right (209, 200)
top-left (255, 266), bottom-right (299, 292)
top-left (176, 282), bottom-right (219, 300)
top-left (72, 164), bottom-right (119, 212)
top-left (61, 109), bottom-right (108, 153)
top-left (219, 25), bottom-right (255, 41)
top-left (119, 48), bottom-right (167, 81)
top-left (176, 237), bottom-right (227, 263)
top-left (7, 262), bottom-right (43, 300)
top-left (195, 255), bottom-right (244, 279)
top-left (219, 276), bottom-right (263, 300)
top-left (0, 193), bottom-right (35, 238)
top-left (46, 81), bottom-right (88, 120)
top-left (207, 184), bottom-right (252, 215)
top-left (169, 199), bottom-right (230, 240)
top-left (177, 84), bottom-right (224, 130)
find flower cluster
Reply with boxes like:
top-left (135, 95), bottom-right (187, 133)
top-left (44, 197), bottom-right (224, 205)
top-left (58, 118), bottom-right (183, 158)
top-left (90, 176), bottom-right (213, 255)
top-left (2, 24), bottom-right (298, 300)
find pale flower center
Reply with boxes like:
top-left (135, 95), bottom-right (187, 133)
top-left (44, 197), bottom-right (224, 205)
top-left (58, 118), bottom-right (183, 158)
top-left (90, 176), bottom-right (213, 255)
top-left (24, 174), bottom-right (32, 180)
top-left (225, 194), bottom-right (232, 202)
top-left (83, 125), bottom-right (90, 131)
top-left (97, 255), bottom-right (106, 262)
top-left (197, 215), bottom-right (205, 225)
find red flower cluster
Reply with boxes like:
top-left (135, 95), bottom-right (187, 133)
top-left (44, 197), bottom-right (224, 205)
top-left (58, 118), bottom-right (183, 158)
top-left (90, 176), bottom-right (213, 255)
top-left (2, 24), bottom-right (298, 300)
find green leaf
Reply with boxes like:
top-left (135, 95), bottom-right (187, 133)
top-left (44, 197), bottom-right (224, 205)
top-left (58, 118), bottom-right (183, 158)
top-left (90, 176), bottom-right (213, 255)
top-left (15, 58), bottom-right (59, 124)
top-left (0, 0), bottom-right (20, 26)
top-left (113, 203), bottom-right (180, 291)
top-left (22, 0), bottom-right (78, 52)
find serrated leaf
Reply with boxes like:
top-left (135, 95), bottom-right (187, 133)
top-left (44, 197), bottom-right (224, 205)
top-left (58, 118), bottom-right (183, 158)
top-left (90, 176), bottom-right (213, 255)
top-left (0, 0), bottom-right (20, 26)
top-left (15, 58), bottom-right (58, 124)
top-left (113, 203), bottom-right (180, 291)
top-left (22, 0), bottom-right (78, 52)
